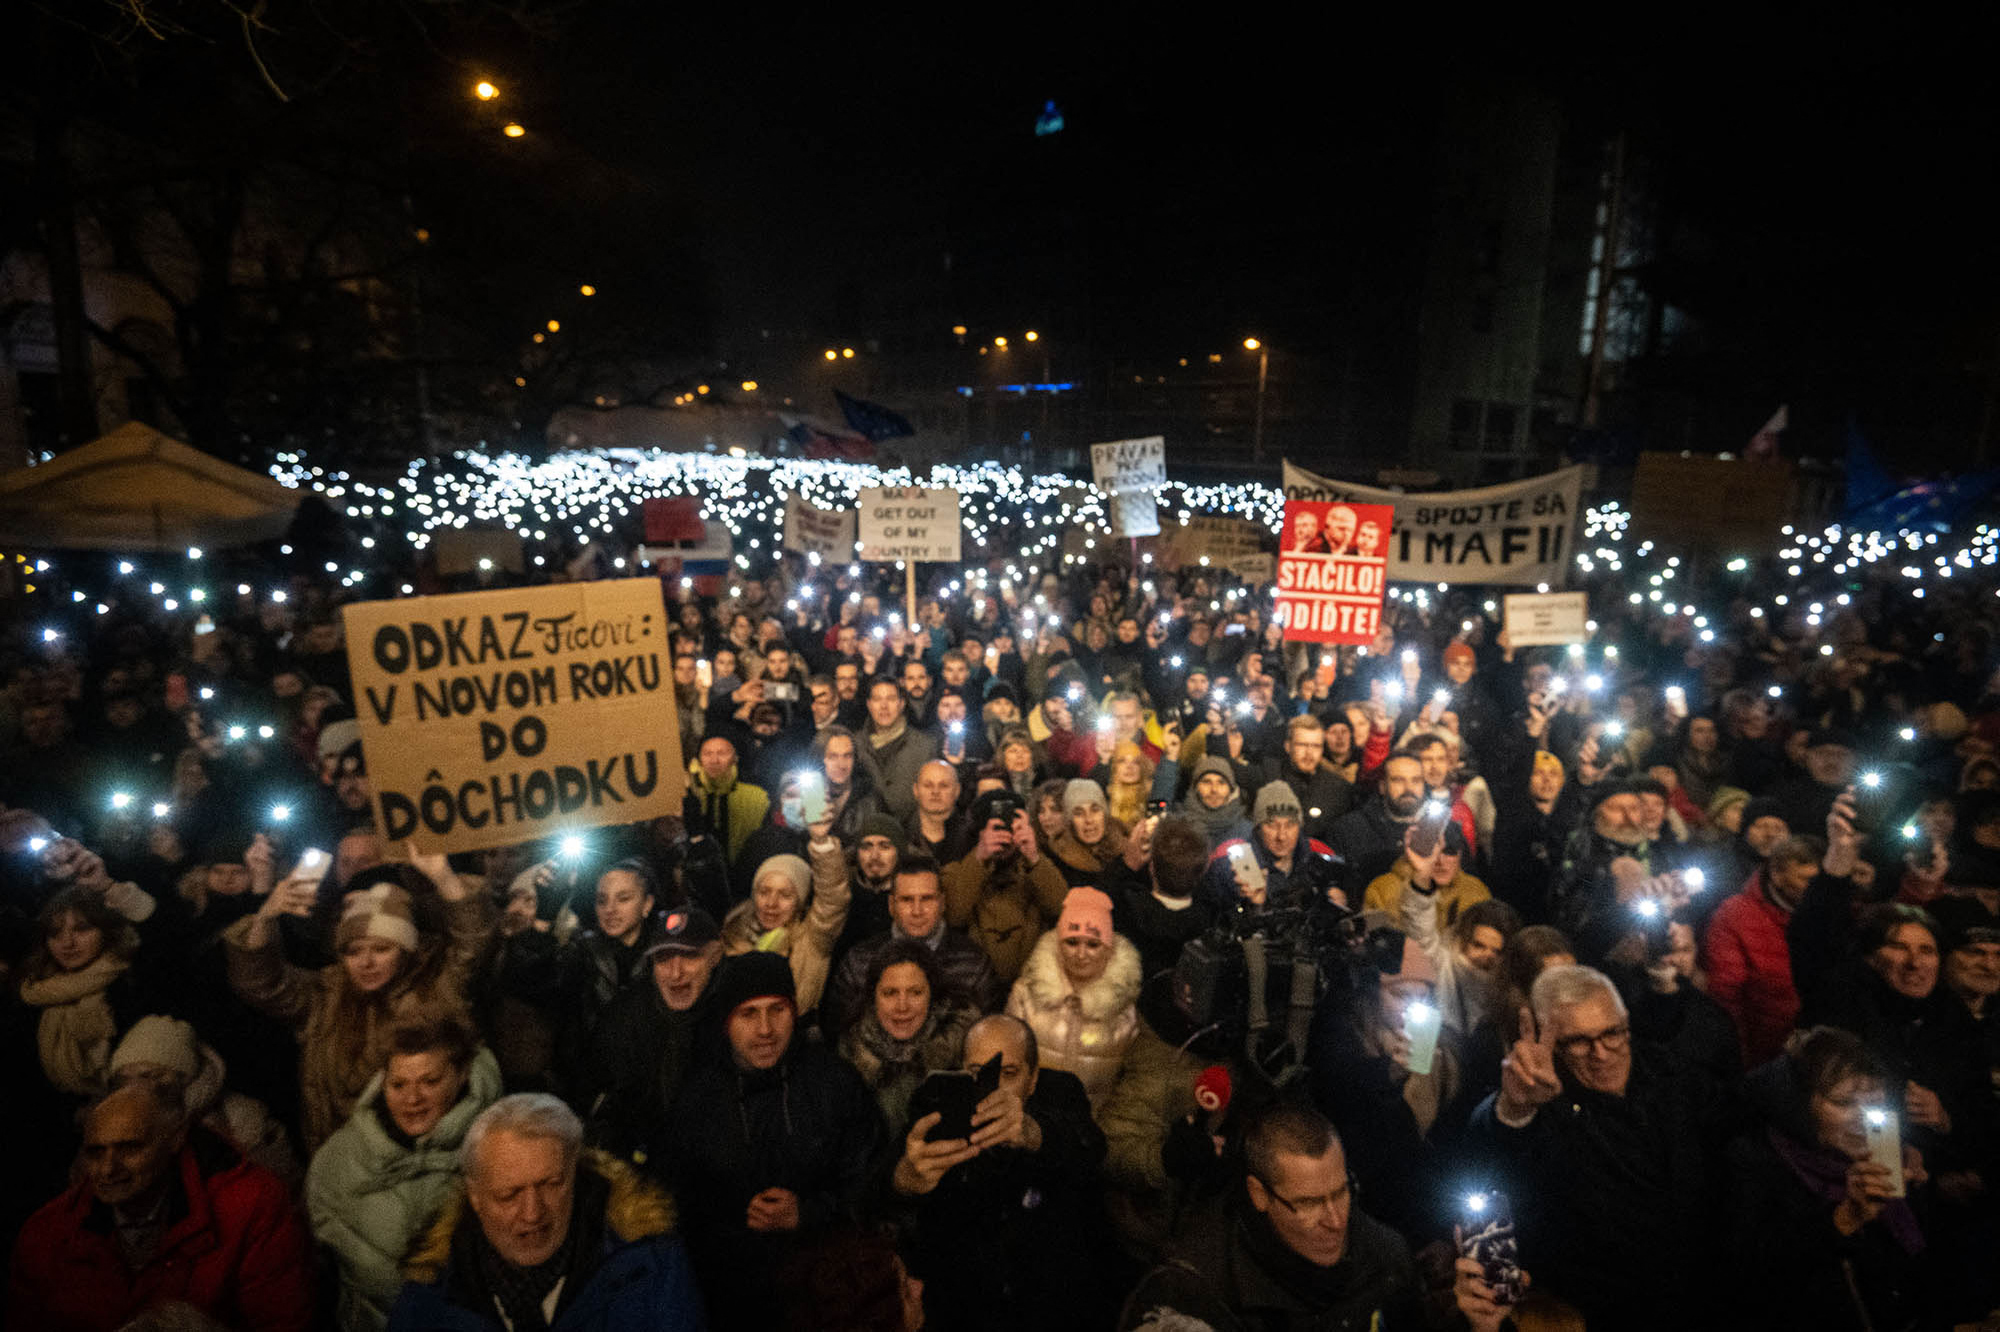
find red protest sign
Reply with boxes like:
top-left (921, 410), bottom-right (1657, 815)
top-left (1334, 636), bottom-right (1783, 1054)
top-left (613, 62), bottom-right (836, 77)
top-left (642, 496), bottom-right (704, 543)
top-left (1274, 500), bottom-right (1392, 644)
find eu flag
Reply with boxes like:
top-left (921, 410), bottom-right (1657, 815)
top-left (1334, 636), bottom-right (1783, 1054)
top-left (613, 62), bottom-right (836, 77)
top-left (833, 390), bottom-right (915, 442)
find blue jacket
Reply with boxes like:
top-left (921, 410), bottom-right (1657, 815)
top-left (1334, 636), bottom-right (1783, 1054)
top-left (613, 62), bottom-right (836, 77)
top-left (387, 1151), bottom-right (705, 1332)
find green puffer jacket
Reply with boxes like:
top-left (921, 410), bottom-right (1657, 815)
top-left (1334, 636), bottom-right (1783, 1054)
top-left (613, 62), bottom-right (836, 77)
top-left (306, 1047), bottom-right (504, 1332)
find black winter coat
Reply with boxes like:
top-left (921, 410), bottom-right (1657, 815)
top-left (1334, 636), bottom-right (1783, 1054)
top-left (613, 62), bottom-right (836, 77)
top-left (1466, 1046), bottom-right (1731, 1330)
top-left (660, 1041), bottom-right (888, 1329)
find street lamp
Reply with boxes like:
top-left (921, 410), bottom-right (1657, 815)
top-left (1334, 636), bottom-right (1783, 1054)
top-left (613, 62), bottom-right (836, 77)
top-left (474, 80), bottom-right (499, 101)
top-left (1023, 330), bottom-right (1039, 342)
top-left (993, 336), bottom-right (1009, 350)
top-left (502, 122), bottom-right (526, 138)
top-left (824, 349), bottom-right (838, 361)
top-left (1244, 338), bottom-right (1269, 462)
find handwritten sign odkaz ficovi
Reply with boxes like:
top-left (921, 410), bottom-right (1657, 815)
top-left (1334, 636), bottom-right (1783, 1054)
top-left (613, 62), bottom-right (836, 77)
top-left (341, 578), bottom-right (684, 854)
top-left (857, 486), bottom-right (962, 563)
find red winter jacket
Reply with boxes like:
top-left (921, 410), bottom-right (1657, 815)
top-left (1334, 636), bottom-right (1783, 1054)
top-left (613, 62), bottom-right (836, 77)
top-left (1702, 872), bottom-right (1800, 1069)
top-left (7, 1135), bottom-right (312, 1332)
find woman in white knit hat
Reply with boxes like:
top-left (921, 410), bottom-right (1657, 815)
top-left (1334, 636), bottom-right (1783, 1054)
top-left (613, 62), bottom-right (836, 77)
top-left (225, 846), bottom-right (492, 1151)
top-left (721, 829), bottom-right (852, 1016)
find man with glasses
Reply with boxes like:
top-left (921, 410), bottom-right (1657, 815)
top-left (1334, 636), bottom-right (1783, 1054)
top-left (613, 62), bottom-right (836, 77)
top-left (1119, 1103), bottom-right (1419, 1330)
top-left (1466, 963), bottom-right (1727, 1330)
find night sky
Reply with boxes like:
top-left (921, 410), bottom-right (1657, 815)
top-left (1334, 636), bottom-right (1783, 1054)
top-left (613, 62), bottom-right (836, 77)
top-left (486, 8), bottom-right (2000, 460)
top-left (15, 6), bottom-right (2000, 465)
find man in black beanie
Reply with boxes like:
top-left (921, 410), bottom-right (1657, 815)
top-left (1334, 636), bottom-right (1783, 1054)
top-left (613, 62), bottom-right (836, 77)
top-left (659, 952), bottom-right (887, 1329)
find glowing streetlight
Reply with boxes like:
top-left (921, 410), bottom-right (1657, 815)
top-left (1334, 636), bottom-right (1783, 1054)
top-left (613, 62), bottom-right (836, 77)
top-left (1243, 337), bottom-right (1261, 351)
top-left (823, 349), bottom-right (838, 361)
top-left (951, 324), bottom-right (967, 336)
top-left (579, 284), bottom-right (596, 297)
top-left (474, 80), bottom-right (499, 101)
top-left (993, 336), bottom-right (1009, 350)
top-left (740, 380), bottom-right (758, 392)
top-left (546, 319), bottom-right (560, 333)
top-left (696, 384), bottom-right (710, 395)
top-left (1023, 330), bottom-right (1039, 342)
top-left (502, 122), bottom-right (526, 138)
top-left (841, 347), bottom-right (855, 359)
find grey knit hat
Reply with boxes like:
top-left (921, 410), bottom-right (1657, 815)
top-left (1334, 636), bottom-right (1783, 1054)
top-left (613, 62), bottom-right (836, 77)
top-left (1252, 781), bottom-right (1302, 825)
top-left (1062, 778), bottom-right (1107, 817)
top-left (1190, 756), bottom-right (1238, 793)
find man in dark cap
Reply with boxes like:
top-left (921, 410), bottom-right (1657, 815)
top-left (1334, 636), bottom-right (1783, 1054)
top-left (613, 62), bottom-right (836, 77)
top-left (583, 906), bottom-right (725, 1163)
top-left (661, 952), bottom-right (887, 1329)
top-left (1768, 726), bottom-right (1859, 838)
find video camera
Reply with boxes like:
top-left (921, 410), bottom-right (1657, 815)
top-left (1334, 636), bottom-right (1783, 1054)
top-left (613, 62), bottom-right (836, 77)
top-left (1171, 894), bottom-right (1407, 1087)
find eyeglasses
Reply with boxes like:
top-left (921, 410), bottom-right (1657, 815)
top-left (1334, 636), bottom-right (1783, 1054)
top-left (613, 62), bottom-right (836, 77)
top-left (1254, 1175), bottom-right (1351, 1223)
top-left (1555, 1024), bottom-right (1631, 1058)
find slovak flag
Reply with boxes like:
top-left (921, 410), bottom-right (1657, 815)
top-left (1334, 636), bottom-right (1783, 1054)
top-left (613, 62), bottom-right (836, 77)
top-left (1746, 405), bottom-right (1787, 461)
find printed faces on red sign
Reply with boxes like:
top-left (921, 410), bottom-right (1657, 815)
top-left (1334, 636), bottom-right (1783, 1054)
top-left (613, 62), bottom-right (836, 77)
top-left (1275, 500), bottom-right (1392, 644)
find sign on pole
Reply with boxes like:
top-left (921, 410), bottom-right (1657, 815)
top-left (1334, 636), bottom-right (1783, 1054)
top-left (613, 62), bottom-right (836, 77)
top-left (782, 494), bottom-right (857, 563)
top-left (1282, 460), bottom-right (1584, 587)
top-left (1502, 592), bottom-right (1590, 646)
top-left (1273, 499), bottom-right (1393, 644)
top-left (856, 486), bottom-right (962, 563)
top-left (342, 579), bottom-right (684, 854)
top-left (1090, 436), bottom-right (1165, 538)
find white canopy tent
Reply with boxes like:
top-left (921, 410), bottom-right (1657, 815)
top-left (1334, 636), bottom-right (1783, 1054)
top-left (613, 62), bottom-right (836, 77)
top-left (0, 422), bottom-right (299, 551)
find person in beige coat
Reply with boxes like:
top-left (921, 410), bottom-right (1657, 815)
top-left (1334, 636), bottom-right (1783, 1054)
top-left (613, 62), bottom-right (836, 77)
top-left (225, 847), bottom-right (492, 1151)
top-left (721, 829), bottom-right (851, 1016)
top-left (1005, 886), bottom-right (1143, 1111)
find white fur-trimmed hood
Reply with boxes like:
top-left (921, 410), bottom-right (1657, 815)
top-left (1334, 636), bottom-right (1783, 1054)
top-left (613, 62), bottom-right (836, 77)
top-left (1015, 928), bottom-right (1143, 1023)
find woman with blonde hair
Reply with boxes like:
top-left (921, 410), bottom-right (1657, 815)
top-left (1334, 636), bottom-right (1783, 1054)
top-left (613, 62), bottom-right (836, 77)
top-left (1103, 740), bottom-right (1155, 830)
top-left (225, 846), bottom-right (491, 1150)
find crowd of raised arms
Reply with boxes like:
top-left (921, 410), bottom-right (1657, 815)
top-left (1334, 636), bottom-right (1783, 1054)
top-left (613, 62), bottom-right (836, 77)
top-left (6, 546), bottom-right (2000, 1332)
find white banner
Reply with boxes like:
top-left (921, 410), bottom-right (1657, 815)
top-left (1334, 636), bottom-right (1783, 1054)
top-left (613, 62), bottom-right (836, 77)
top-left (1503, 591), bottom-right (1590, 646)
top-left (857, 486), bottom-right (962, 563)
top-left (1282, 461), bottom-right (1584, 587)
top-left (782, 494), bottom-right (856, 562)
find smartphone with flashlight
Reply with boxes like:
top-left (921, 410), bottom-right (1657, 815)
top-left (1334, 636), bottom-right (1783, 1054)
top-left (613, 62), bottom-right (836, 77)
top-left (696, 659), bottom-right (713, 690)
top-left (945, 720), bottom-right (966, 759)
top-left (797, 772), bottom-right (829, 825)
top-left (1410, 800), bottom-right (1451, 858)
top-left (1226, 842), bottom-right (1268, 901)
top-left (1863, 1108), bottom-right (1906, 1197)
top-left (1458, 1191), bottom-right (1523, 1307)
top-left (1403, 999), bottom-right (1443, 1076)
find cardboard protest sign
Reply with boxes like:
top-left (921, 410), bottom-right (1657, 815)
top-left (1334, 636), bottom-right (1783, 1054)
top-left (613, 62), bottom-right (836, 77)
top-left (342, 579), bottom-right (683, 854)
top-left (1091, 436), bottom-right (1165, 538)
top-left (1274, 500), bottom-right (1392, 644)
top-left (783, 494), bottom-right (857, 563)
top-left (1503, 591), bottom-right (1590, 646)
top-left (857, 486), bottom-right (962, 563)
top-left (1235, 553), bottom-right (1276, 587)
top-left (1149, 515), bottom-right (1267, 568)
top-left (431, 528), bottom-right (524, 576)
top-left (1283, 460), bottom-right (1583, 587)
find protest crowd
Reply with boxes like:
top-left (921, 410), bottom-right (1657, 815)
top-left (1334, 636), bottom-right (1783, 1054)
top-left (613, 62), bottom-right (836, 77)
top-left (6, 473), bottom-right (2000, 1332)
